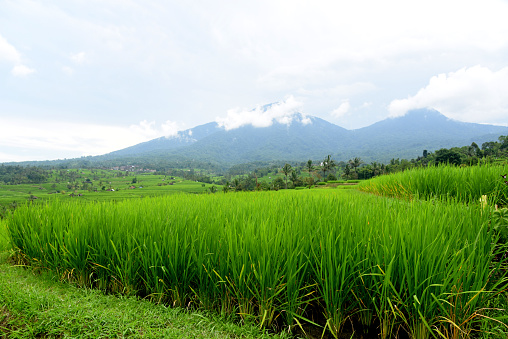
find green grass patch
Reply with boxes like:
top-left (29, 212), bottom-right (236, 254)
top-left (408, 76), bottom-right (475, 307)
top-left (0, 219), bottom-right (9, 252)
top-left (0, 258), bottom-right (287, 339)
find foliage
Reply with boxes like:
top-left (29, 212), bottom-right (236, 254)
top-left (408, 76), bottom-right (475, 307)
top-left (0, 258), bottom-right (286, 339)
top-left (320, 155), bottom-right (336, 181)
top-left (0, 170), bottom-right (219, 208)
top-left (281, 163), bottom-right (292, 189)
top-left (358, 162), bottom-right (508, 207)
top-left (434, 148), bottom-right (462, 165)
top-left (492, 208), bottom-right (508, 242)
top-left (0, 165), bottom-right (49, 184)
top-left (7, 190), bottom-right (504, 337)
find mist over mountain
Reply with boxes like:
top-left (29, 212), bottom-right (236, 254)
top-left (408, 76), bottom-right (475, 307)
top-left (104, 108), bottom-right (508, 166)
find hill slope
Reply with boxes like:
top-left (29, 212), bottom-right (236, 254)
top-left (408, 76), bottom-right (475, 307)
top-left (6, 108), bottom-right (508, 168)
top-left (107, 108), bottom-right (508, 165)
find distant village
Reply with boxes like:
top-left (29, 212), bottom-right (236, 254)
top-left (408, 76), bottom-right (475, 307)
top-left (110, 165), bottom-right (157, 173)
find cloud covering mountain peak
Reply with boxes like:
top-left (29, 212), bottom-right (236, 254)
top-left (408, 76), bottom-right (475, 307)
top-left (215, 96), bottom-right (311, 130)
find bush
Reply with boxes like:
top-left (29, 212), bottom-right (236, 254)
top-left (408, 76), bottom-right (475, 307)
top-left (326, 174), bottom-right (337, 181)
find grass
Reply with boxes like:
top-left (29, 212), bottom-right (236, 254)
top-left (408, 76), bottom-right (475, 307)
top-left (0, 218), bottom-right (9, 252)
top-left (0, 172), bottom-right (219, 207)
top-left (0, 257), bottom-right (289, 339)
top-left (7, 189), bottom-right (506, 338)
top-left (1, 208), bottom-right (287, 338)
top-left (358, 162), bottom-right (508, 206)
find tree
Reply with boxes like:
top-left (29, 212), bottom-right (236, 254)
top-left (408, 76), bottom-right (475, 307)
top-left (370, 162), bottom-right (381, 177)
top-left (435, 148), bottom-right (461, 165)
top-left (290, 170), bottom-right (299, 188)
top-left (343, 164), bottom-right (351, 180)
top-left (233, 178), bottom-right (242, 191)
top-left (321, 155), bottom-right (336, 182)
top-left (499, 135), bottom-right (508, 150)
top-left (469, 142), bottom-right (480, 157)
top-left (306, 160), bottom-right (314, 178)
top-left (482, 141), bottom-right (498, 156)
top-left (348, 157), bottom-right (363, 174)
top-left (223, 181), bottom-right (230, 193)
top-left (272, 177), bottom-right (285, 190)
top-left (282, 163), bottom-right (292, 189)
top-left (305, 176), bottom-right (314, 189)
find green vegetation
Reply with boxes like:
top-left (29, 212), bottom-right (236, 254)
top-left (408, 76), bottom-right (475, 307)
top-left (0, 169), bottom-right (218, 210)
top-left (7, 189), bottom-right (505, 338)
top-left (2, 136), bottom-right (508, 338)
top-left (0, 218), bottom-right (9, 252)
top-left (0, 259), bottom-right (287, 339)
top-left (358, 162), bottom-right (508, 206)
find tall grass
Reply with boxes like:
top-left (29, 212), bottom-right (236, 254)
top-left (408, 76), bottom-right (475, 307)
top-left (358, 163), bottom-right (508, 206)
top-left (7, 190), bottom-right (503, 337)
top-left (0, 218), bottom-right (10, 252)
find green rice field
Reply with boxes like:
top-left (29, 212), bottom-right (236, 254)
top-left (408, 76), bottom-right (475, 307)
top-left (358, 163), bottom-right (508, 207)
top-left (0, 170), bottom-right (218, 207)
top-left (6, 188), bottom-right (506, 338)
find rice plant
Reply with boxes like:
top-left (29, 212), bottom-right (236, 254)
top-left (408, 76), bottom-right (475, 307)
top-left (7, 190), bottom-right (503, 337)
top-left (358, 162), bottom-right (508, 206)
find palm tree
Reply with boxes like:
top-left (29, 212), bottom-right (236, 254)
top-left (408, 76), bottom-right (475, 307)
top-left (321, 155), bottom-right (337, 182)
top-left (349, 157), bottom-right (363, 174)
top-left (282, 163), bottom-right (292, 189)
top-left (289, 170), bottom-right (298, 188)
top-left (223, 181), bottom-right (230, 193)
top-left (306, 160), bottom-right (314, 178)
top-left (371, 161), bottom-right (381, 177)
top-left (343, 164), bottom-right (351, 180)
top-left (233, 178), bottom-right (241, 191)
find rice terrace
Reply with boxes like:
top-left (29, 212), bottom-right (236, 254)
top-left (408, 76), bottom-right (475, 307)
top-left (5, 1), bottom-right (508, 337)
top-left (1, 146), bottom-right (508, 338)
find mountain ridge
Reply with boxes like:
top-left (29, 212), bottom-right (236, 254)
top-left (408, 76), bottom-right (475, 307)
top-left (105, 108), bottom-right (508, 165)
top-left (5, 108), bottom-right (508, 168)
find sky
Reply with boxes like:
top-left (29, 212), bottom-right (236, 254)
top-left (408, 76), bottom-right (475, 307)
top-left (2, 0), bottom-right (508, 163)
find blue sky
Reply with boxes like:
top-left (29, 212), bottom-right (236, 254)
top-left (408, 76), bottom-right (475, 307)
top-left (2, 0), bottom-right (508, 162)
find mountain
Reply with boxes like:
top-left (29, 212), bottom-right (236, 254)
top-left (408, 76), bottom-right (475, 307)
top-left (108, 122), bottom-right (221, 157)
top-left (171, 114), bottom-right (350, 164)
top-left (104, 108), bottom-right (508, 166)
top-left (7, 108), bottom-right (508, 169)
top-left (349, 108), bottom-right (508, 160)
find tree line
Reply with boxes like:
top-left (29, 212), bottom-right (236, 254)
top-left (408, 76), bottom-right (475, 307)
top-left (0, 165), bottom-right (49, 184)
top-left (217, 135), bottom-right (508, 191)
top-left (2, 135), bottom-right (506, 188)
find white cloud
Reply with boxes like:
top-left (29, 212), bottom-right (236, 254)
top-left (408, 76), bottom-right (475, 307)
top-left (205, 0), bottom-right (508, 89)
top-left (388, 65), bottom-right (508, 125)
top-left (1, 33), bottom-right (35, 76)
top-left (128, 120), bottom-right (184, 140)
top-left (11, 64), bottom-right (35, 76)
top-left (0, 34), bottom-right (21, 63)
top-left (161, 120), bottom-right (182, 137)
top-left (301, 116), bottom-right (312, 125)
top-left (215, 95), bottom-right (305, 130)
top-left (331, 100), bottom-right (351, 118)
top-left (0, 117), bottom-right (185, 162)
top-left (62, 66), bottom-right (74, 75)
top-left (70, 52), bottom-right (86, 64)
